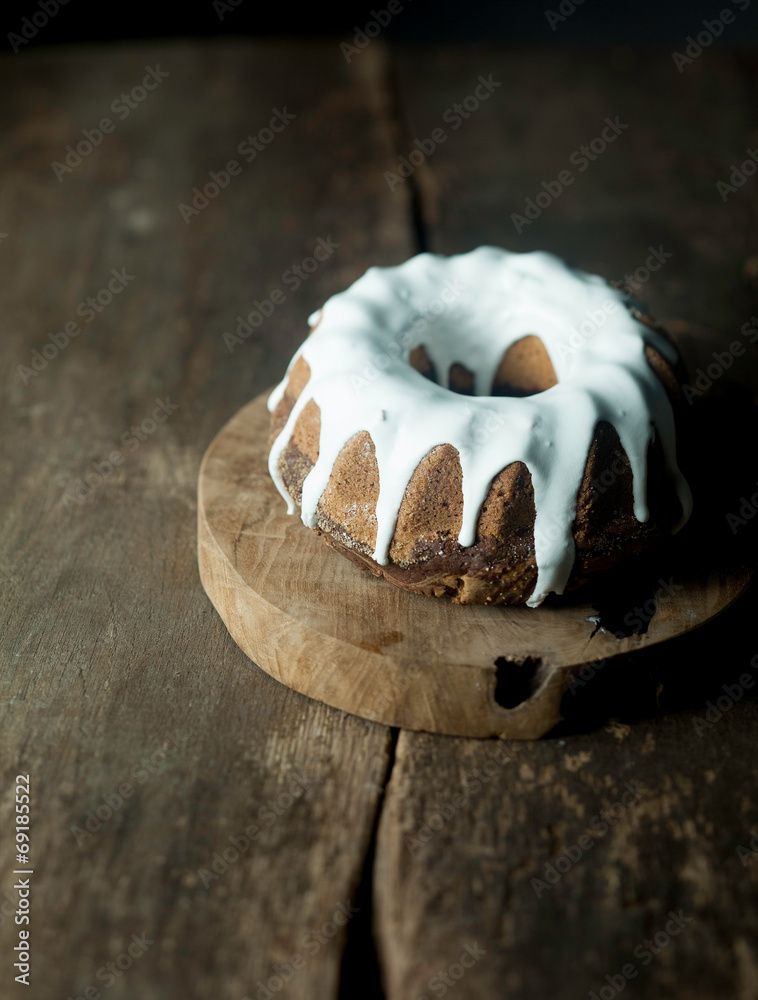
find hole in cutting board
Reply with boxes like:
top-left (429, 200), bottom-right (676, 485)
top-left (493, 656), bottom-right (543, 709)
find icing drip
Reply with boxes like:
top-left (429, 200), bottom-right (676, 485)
top-left (267, 247), bottom-right (692, 607)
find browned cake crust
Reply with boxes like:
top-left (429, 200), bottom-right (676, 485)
top-left (269, 322), bottom-right (687, 605)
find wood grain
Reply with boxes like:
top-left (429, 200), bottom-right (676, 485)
top-left (1, 36), bottom-right (757, 1000)
top-left (198, 390), bottom-right (751, 739)
top-left (0, 39), bottom-right (409, 1000)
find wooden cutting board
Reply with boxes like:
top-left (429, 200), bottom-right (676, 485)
top-left (197, 390), bottom-right (751, 739)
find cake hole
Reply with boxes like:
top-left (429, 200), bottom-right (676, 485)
top-left (448, 363), bottom-right (475, 395)
top-left (493, 655), bottom-right (543, 709)
top-left (410, 337), bottom-right (557, 398)
top-left (492, 335), bottom-right (558, 397)
top-left (409, 345), bottom-right (438, 384)
top-left (410, 348), bottom-right (475, 395)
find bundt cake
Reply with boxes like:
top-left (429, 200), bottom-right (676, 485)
top-left (267, 247), bottom-right (692, 607)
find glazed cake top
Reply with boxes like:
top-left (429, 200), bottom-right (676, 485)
top-left (268, 246), bottom-right (692, 606)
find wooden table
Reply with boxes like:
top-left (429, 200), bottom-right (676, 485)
top-left (1, 40), bottom-right (757, 1000)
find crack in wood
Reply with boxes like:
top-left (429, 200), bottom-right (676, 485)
top-left (386, 50), bottom-right (429, 255)
top-left (337, 727), bottom-right (399, 1000)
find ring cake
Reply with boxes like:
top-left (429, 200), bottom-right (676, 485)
top-left (267, 247), bottom-right (692, 607)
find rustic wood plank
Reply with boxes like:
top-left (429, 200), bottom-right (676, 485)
top-left (0, 39), bottom-right (412, 999)
top-left (374, 47), bottom-right (758, 999)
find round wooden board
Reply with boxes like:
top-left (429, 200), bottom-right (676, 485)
top-left (198, 391), bottom-right (752, 740)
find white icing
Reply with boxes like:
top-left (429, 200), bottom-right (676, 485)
top-left (267, 247), bottom-right (692, 607)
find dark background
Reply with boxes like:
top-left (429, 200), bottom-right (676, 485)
top-left (7, 0), bottom-right (758, 48)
